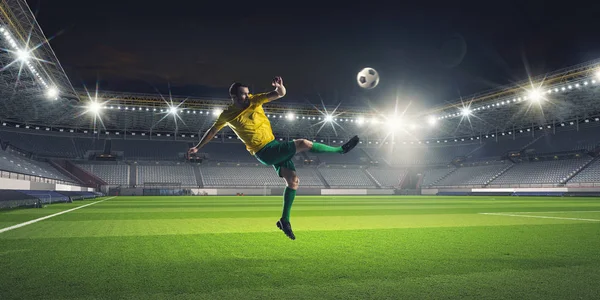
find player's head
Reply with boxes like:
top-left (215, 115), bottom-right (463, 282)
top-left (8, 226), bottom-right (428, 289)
top-left (229, 82), bottom-right (250, 104)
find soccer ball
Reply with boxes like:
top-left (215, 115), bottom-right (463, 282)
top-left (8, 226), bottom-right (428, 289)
top-left (357, 67), bottom-right (379, 89)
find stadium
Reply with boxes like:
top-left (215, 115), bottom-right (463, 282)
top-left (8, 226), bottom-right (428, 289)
top-left (1, 1), bottom-right (600, 299)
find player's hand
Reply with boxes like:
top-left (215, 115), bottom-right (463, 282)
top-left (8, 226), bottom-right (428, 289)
top-left (188, 147), bottom-right (198, 156)
top-left (271, 76), bottom-right (283, 88)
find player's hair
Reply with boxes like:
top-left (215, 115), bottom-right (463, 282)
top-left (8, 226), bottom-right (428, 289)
top-left (229, 82), bottom-right (249, 97)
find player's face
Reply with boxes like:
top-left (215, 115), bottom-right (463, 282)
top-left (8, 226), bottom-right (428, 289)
top-left (236, 87), bottom-right (250, 104)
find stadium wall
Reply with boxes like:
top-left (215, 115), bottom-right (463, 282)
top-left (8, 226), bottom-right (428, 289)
top-left (0, 177), bottom-right (94, 192)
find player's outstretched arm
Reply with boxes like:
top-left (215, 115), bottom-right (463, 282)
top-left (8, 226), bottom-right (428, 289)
top-left (188, 125), bottom-right (220, 155)
top-left (266, 76), bottom-right (286, 102)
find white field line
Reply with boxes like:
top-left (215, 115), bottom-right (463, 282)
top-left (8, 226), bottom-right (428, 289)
top-left (489, 211), bottom-right (600, 214)
top-left (0, 196), bottom-right (116, 234)
top-left (479, 212), bottom-right (600, 222)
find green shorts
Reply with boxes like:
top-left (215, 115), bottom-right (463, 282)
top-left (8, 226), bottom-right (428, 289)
top-left (254, 140), bottom-right (296, 177)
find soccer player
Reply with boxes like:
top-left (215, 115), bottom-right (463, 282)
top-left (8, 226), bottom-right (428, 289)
top-left (188, 77), bottom-right (359, 240)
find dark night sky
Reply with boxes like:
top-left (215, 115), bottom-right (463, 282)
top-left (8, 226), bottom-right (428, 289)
top-left (27, 0), bottom-right (600, 111)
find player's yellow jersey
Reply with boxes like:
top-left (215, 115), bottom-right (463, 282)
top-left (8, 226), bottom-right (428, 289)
top-left (212, 93), bottom-right (275, 155)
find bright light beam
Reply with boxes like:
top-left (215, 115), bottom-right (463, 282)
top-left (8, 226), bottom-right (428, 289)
top-left (46, 87), bottom-right (58, 99)
top-left (461, 107), bottom-right (472, 116)
top-left (151, 83), bottom-right (190, 135)
top-left (308, 94), bottom-right (344, 137)
top-left (74, 81), bottom-right (112, 132)
top-left (527, 88), bottom-right (544, 102)
top-left (16, 49), bottom-right (30, 61)
top-left (88, 101), bottom-right (102, 114)
top-left (427, 116), bottom-right (437, 126)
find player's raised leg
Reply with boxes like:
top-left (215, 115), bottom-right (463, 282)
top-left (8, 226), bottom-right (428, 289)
top-left (276, 167), bottom-right (298, 240)
top-left (293, 135), bottom-right (360, 154)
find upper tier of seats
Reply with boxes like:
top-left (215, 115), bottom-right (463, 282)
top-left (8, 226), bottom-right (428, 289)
top-left (527, 128), bottom-right (600, 153)
top-left (0, 131), bottom-right (103, 158)
top-left (0, 148), bottom-right (73, 182)
top-left (112, 139), bottom-right (189, 160)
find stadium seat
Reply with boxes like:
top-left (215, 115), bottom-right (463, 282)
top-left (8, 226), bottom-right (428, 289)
top-left (567, 158), bottom-right (600, 184)
top-left (421, 168), bottom-right (456, 186)
top-left (527, 129), bottom-right (600, 153)
top-left (111, 139), bottom-right (188, 160)
top-left (137, 164), bottom-right (197, 186)
top-left (432, 163), bottom-right (512, 187)
top-left (76, 163), bottom-right (129, 185)
top-left (470, 136), bottom-right (536, 158)
top-left (365, 168), bottom-right (408, 187)
top-left (0, 148), bottom-right (73, 182)
top-left (201, 166), bottom-right (285, 187)
top-left (490, 158), bottom-right (593, 185)
top-left (200, 166), bottom-right (324, 187)
top-left (0, 131), bottom-right (78, 158)
top-left (318, 167), bottom-right (375, 188)
top-left (200, 142), bottom-right (261, 163)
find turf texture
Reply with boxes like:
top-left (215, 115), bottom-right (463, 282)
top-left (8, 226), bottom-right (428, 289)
top-left (1, 195), bottom-right (600, 299)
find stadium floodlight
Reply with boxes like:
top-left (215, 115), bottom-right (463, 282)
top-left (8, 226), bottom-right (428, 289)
top-left (427, 116), bottom-right (437, 126)
top-left (387, 117), bottom-right (402, 130)
top-left (356, 116), bottom-right (365, 125)
top-left (527, 88), bottom-right (544, 102)
top-left (212, 108), bottom-right (222, 116)
top-left (460, 107), bottom-right (472, 116)
top-left (595, 70), bottom-right (600, 80)
top-left (46, 87), bottom-right (59, 100)
top-left (16, 49), bottom-right (30, 62)
top-left (169, 106), bottom-right (178, 115)
top-left (286, 113), bottom-right (295, 120)
top-left (87, 101), bottom-right (102, 114)
top-left (324, 114), bottom-right (333, 122)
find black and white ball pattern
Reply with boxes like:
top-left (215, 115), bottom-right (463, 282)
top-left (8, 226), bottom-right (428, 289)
top-left (357, 67), bottom-right (379, 89)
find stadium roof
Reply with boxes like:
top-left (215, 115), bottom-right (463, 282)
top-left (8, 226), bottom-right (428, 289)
top-left (0, 0), bottom-right (78, 102)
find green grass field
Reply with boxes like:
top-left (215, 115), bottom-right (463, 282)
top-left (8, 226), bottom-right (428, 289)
top-left (1, 195), bottom-right (600, 299)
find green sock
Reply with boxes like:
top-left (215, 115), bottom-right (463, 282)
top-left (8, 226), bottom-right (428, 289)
top-left (282, 187), bottom-right (296, 222)
top-left (309, 142), bottom-right (343, 154)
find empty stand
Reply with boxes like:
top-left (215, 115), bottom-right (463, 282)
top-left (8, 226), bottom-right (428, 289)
top-left (315, 148), bottom-right (371, 165)
top-left (527, 129), bottom-right (600, 153)
top-left (111, 139), bottom-right (188, 160)
top-left (201, 166), bottom-right (284, 187)
top-left (490, 158), bottom-right (593, 185)
top-left (433, 163), bottom-right (511, 187)
top-left (318, 167), bottom-right (375, 187)
top-left (568, 158), bottom-right (600, 184)
top-left (200, 166), bottom-right (324, 187)
top-left (137, 164), bottom-right (197, 186)
top-left (365, 168), bottom-right (408, 187)
top-left (200, 142), bottom-right (260, 163)
top-left (471, 136), bottom-right (536, 158)
top-left (421, 168), bottom-right (456, 186)
top-left (0, 148), bottom-right (73, 182)
top-left (367, 143), bottom-right (480, 166)
top-left (76, 163), bottom-right (129, 185)
top-left (0, 131), bottom-right (78, 158)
